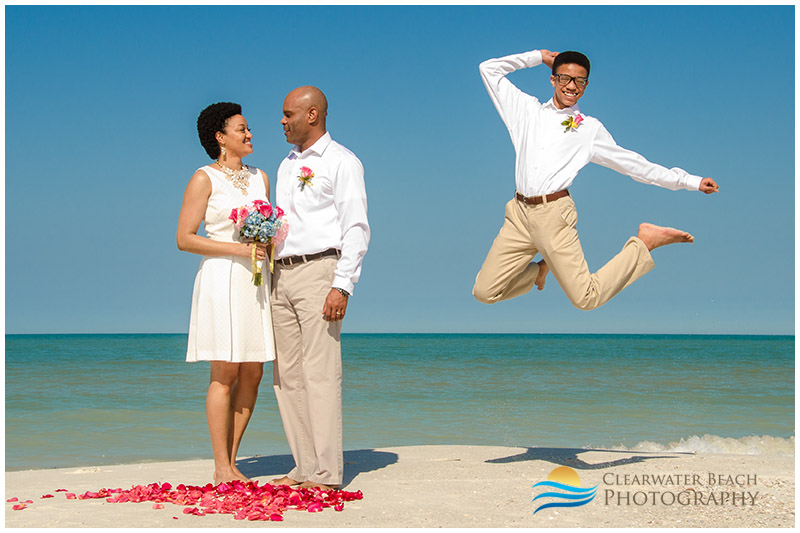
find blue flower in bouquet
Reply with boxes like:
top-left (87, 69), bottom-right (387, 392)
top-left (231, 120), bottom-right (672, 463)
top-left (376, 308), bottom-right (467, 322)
top-left (242, 224), bottom-right (258, 239)
top-left (242, 212), bottom-right (266, 240)
top-left (244, 212), bottom-right (264, 226)
top-left (258, 219), bottom-right (279, 241)
top-left (229, 199), bottom-right (291, 286)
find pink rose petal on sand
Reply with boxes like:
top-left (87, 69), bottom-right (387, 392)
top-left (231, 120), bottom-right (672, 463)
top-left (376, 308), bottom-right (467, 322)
top-left (58, 480), bottom-right (359, 522)
top-left (65, 493), bottom-right (76, 500)
top-left (23, 500), bottom-right (33, 504)
top-left (7, 497), bottom-right (18, 502)
top-left (12, 504), bottom-right (26, 511)
top-left (41, 494), bottom-right (54, 499)
top-left (55, 489), bottom-right (67, 492)
top-left (288, 491), bottom-right (301, 506)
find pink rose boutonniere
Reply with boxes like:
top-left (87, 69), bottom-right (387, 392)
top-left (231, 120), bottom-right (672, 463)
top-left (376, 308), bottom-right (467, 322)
top-left (298, 166), bottom-right (314, 191)
top-left (561, 114), bottom-right (584, 133)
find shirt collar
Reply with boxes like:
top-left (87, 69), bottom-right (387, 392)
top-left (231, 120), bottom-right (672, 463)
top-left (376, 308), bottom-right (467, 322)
top-left (290, 131), bottom-right (332, 159)
top-left (544, 98), bottom-right (581, 115)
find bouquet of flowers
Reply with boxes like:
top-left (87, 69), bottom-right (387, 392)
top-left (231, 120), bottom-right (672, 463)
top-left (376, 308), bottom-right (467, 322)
top-left (229, 200), bottom-right (289, 285)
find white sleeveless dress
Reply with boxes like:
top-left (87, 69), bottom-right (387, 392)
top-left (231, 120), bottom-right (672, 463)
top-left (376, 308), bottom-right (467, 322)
top-left (186, 165), bottom-right (276, 363)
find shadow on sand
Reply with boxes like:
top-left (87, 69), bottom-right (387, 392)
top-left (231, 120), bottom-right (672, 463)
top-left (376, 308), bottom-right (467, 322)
top-left (236, 449), bottom-right (398, 488)
top-left (486, 447), bottom-right (690, 470)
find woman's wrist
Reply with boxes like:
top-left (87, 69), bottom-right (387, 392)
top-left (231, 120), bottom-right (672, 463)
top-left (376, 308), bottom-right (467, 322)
top-left (237, 242), bottom-right (251, 258)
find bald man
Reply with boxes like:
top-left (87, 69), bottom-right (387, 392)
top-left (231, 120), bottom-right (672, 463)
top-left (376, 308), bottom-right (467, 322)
top-left (270, 86), bottom-right (369, 490)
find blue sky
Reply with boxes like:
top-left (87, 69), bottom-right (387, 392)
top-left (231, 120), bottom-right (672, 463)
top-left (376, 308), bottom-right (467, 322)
top-left (5, 5), bottom-right (795, 334)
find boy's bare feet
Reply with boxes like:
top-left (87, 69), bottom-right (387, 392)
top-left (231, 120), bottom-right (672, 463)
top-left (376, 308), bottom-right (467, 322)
top-left (534, 259), bottom-right (549, 290)
top-left (637, 223), bottom-right (694, 251)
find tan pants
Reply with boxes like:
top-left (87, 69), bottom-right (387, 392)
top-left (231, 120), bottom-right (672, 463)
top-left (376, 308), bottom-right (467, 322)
top-left (271, 256), bottom-right (343, 485)
top-left (473, 195), bottom-right (654, 310)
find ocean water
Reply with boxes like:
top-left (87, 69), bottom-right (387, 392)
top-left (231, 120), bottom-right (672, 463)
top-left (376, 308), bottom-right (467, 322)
top-left (5, 334), bottom-right (795, 471)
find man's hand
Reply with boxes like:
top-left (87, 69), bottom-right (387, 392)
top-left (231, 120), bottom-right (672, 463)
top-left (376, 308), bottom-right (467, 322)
top-left (541, 49), bottom-right (559, 69)
top-left (699, 177), bottom-right (719, 194)
top-left (322, 289), bottom-right (348, 322)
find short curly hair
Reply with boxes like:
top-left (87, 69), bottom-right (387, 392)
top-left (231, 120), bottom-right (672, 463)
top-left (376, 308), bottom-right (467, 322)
top-left (197, 102), bottom-right (242, 159)
top-left (552, 51), bottom-right (590, 77)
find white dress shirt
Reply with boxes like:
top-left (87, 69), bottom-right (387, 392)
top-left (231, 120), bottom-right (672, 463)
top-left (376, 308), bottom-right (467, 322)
top-left (275, 132), bottom-right (370, 295)
top-left (479, 49), bottom-right (703, 197)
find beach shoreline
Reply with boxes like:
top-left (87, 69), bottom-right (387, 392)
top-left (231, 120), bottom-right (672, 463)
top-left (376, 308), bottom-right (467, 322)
top-left (5, 445), bottom-right (794, 528)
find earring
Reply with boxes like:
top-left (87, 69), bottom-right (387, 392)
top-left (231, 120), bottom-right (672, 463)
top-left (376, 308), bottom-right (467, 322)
top-left (220, 145), bottom-right (227, 163)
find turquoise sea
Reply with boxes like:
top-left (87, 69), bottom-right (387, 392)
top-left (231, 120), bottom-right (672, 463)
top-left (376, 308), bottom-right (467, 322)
top-left (5, 334), bottom-right (795, 471)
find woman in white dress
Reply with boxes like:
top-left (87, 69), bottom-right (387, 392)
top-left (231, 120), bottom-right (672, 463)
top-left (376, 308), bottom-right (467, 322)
top-left (177, 102), bottom-right (275, 484)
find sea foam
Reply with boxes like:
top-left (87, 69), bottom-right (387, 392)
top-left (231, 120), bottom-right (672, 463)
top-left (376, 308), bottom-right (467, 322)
top-left (612, 434), bottom-right (795, 456)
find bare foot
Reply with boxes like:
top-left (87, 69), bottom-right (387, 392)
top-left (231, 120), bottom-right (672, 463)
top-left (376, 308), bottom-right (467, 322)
top-left (271, 475), bottom-right (302, 487)
top-left (637, 223), bottom-right (694, 251)
top-left (213, 468), bottom-right (245, 485)
top-left (230, 465), bottom-right (250, 482)
top-left (534, 259), bottom-right (549, 291)
top-left (299, 481), bottom-right (339, 491)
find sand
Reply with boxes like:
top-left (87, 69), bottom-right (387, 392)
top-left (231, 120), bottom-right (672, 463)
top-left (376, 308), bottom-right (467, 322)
top-left (5, 445), bottom-right (794, 528)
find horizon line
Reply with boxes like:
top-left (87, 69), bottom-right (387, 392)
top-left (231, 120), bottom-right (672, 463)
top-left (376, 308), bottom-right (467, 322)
top-left (4, 331), bottom-right (794, 337)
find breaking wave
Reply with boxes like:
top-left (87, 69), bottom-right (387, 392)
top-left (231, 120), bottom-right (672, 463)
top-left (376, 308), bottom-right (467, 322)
top-left (610, 434), bottom-right (794, 456)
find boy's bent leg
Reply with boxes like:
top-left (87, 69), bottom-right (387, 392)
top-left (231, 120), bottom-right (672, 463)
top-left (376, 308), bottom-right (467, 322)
top-left (473, 199), bottom-right (540, 303)
top-left (587, 236), bottom-right (654, 307)
top-left (535, 197), bottom-right (654, 311)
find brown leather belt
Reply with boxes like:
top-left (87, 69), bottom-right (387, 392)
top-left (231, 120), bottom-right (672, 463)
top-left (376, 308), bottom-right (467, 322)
top-left (515, 189), bottom-right (570, 205)
top-left (277, 248), bottom-right (340, 266)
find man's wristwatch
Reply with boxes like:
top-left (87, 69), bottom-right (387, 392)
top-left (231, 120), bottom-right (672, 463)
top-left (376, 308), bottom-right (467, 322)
top-left (334, 287), bottom-right (350, 298)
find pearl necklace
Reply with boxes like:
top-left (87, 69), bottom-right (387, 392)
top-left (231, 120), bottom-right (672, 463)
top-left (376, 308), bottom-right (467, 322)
top-left (217, 162), bottom-right (250, 195)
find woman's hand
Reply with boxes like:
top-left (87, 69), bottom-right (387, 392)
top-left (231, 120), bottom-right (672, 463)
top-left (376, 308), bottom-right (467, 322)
top-left (240, 242), bottom-right (268, 260)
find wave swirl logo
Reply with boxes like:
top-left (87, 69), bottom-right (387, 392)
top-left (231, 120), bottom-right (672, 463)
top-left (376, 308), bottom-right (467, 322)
top-left (532, 466), bottom-right (598, 515)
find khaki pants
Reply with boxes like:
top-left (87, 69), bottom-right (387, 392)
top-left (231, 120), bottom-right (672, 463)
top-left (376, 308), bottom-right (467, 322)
top-left (271, 256), bottom-right (343, 486)
top-left (473, 195), bottom-right (654, 310)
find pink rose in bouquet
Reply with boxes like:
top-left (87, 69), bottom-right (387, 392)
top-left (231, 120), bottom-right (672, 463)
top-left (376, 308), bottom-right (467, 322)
top-left (229, 199), bottom-right (290, 285)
